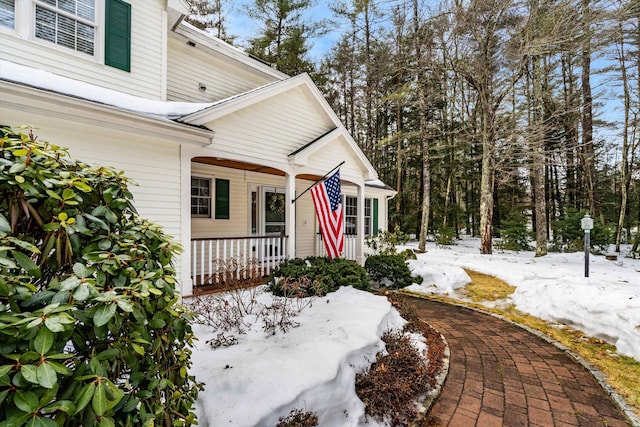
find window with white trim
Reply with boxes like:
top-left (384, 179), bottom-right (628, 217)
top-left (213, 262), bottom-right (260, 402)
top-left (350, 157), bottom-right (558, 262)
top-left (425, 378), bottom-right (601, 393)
top-left (191, 177), bottom-right (211, 218)
top-left (345, 196), bottom-right (357, 236)
top-left (35, 0), bottom-right (96, 55)
top-left (364, 198), bottom-right (372, 236)
top-left (2, 0), bottom-right (131, 71)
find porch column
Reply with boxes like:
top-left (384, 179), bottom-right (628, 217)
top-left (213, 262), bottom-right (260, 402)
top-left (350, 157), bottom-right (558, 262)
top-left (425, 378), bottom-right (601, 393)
top-left (286, 172), bottom-right (296, 259)
top-left (356, 181), bottom-right (365, 264)
top-left (179, 145), bottom-right (195, 298)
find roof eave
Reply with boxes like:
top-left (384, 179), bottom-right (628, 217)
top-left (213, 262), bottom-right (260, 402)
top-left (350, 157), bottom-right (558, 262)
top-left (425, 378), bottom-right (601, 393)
top-left (1, 80), bottom-right (214, 147)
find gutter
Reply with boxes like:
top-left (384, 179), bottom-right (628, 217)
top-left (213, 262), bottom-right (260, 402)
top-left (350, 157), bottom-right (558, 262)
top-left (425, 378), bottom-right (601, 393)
top-left (0, 81), bottom-right (214, 147)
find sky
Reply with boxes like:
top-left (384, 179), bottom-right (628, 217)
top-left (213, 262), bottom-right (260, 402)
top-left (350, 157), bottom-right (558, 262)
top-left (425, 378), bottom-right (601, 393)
top-left (225, 0), bottom-right (341, 61)
top-left (188, 237), bottom-right (640, 426)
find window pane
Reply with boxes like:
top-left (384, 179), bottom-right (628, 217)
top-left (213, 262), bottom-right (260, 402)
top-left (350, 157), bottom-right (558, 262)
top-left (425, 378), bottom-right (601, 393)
top-left (0, 0), bottom-right (15, 29)
top-left (191, 177), bottom-right (211, 218)
top-left (77, 0), bottom-right (95, 20)
top-left (34, 2), bottom-right (95, 55)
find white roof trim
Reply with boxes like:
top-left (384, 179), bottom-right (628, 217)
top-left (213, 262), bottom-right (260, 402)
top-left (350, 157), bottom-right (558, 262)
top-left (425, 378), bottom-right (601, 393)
top-left (173, 22), bottom-right (288, 80)
top-left (1, 81), bottom-right (214, 147)
top-left (180, 74), bottom-right (318, 125)
top-left (289, 127), bottom-right (378, 181)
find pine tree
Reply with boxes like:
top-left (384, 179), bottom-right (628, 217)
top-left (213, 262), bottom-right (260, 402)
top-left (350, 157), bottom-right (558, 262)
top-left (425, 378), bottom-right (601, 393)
top-left (245, 0), bottom-right (325, 75)
top-left (186, 0), bottom-right (235, 43)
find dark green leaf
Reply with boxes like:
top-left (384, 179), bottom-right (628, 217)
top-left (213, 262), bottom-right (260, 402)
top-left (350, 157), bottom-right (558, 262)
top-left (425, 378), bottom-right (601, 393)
top-left (93, 304), bottom-right (117, 327)
top-left (34, 328), bottom-right (54, 354)
top-left (20, 364), bottom-right (39, 384)
top-left (14, 390), bottom-right (39, 412)
top-left (41, 399), bottom-right (75, 414)
top-left (73, 382), bottom-right (95, 414)
top-left (37, 361), bottom-right (57, 388)
top-left (92, 382), bottom-right (107, 416)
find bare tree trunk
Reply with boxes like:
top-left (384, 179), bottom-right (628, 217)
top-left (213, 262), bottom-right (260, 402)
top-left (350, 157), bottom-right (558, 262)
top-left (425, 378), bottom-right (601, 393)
top-left (581, 0), bottom-right (597, 214)
top-left (415, 0), bottom-right (431, 252)
top-left (615, 22), bottom-right (631, 252)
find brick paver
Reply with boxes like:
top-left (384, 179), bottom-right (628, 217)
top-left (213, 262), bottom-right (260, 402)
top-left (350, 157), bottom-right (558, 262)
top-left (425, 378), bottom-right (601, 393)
top-left (404, 296), bottom-right (632, 426)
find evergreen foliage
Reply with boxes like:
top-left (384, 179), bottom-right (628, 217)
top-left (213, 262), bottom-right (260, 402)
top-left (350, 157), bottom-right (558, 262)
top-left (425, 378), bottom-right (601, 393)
top-left (552, 208), bottom-right (615, 252)
top-left (268, 256), bottom-right (369, 296)
top-left (364, 255), bottom-right (420, 289)
top-left (0, 129), bottom-right (201, 426)
top-left (496, 211), bottom-right (532, 252)
top-left (245, 0), bottom-right (325, 75)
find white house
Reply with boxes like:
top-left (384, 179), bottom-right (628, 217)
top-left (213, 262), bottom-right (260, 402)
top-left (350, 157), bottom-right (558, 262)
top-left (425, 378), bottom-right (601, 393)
top-left (0, 0), bottom-right (395, 296)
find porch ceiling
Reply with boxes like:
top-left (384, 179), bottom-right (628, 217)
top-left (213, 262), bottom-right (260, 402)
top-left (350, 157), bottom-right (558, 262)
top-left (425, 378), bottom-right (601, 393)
top-left (192, 158), bottom-right (357, 184)
top-left (192, 157), bottom-right (286, 176)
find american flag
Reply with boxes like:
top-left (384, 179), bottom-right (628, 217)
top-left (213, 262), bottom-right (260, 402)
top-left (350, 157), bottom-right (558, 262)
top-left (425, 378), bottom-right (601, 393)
top-left (310, 170), bottom-right (344, 258)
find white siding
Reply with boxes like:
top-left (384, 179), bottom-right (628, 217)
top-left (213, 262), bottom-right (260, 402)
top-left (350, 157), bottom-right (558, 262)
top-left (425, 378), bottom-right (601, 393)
top-left (295, 181), bottom-right (316, 258)
top-left (0, 107), bottom-right (183, 271)
top-left (0, 1), bottom-right (164, 99)
top-left (190, 163), bottom-right (286, 238)
top-left (201, 88), bottom-right (334, 165)
top-left (166, 35), bottom-right (276, 102)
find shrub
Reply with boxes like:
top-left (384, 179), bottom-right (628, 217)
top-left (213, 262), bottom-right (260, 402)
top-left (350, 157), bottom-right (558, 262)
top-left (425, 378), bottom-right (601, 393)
top-left (496, 211), bottom-right (532, 252)
top-left (365, 255), bottom-right (421, 290)
top-left (434, 226), bottom-right (456, 247)
top-left (277, 408), bottom-right (319, 427)
top-left (355, 331), bottom-right (431, 426)
top-left (268, 257), bottom-right (369, 296)
top-left (0, 129), bottom-right (201, 426)
top-left (552, 208), bottom-right (614, 252)
top-left (365, 225), bottom-right (410, 256)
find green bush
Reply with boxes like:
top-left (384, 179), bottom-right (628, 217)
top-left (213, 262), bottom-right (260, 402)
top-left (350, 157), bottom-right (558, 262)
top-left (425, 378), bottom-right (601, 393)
top-left (268, 257), bottom-right (369, 296)
top-left (496, 211), bottom-right (532, 252)
top-left (0, 129), bottom-right (201, 426)
top-left (435, 226), bottom-right (456, 247)
top-left (552, 208), bottom-right (614, 252)
top-left (364, 255), bottom-right (421, 289)
top-left (365, 225), bottom-right (409, 256)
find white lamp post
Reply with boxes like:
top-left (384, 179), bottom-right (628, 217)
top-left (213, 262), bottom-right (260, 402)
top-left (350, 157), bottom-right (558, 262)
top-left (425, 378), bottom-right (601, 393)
top-left (581, 213), bottom-right (594, 277)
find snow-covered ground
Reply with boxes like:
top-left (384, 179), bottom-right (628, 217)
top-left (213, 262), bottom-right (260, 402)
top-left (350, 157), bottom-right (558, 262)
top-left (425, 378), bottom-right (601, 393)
top-left (404, 237), bottom-right (640, 362)
top-left (188, 237), bottom-right (639, 426)
top-left (190, 286), bottom-right (405, 426)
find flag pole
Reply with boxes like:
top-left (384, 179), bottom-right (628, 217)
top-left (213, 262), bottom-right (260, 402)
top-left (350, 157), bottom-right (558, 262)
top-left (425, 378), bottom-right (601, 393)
top-left (291, 161), bottom-right (345, 204)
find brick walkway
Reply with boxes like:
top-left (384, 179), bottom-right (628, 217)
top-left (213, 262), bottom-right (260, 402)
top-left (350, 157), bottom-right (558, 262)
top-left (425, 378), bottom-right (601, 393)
top-left (403, 296), bottom-right (632, 427)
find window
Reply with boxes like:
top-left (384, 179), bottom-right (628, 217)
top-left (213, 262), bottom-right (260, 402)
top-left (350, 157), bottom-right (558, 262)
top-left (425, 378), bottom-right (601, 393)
top-left (35, 0), bottom-right (96, 55)
top-left (214, 178), bottom-right (230, 220)
top-left (345, 196), bottom-right (357, 236)
top-left (0, 0), bottom-right (14, 28)
top-left (191, 177), bottom-right (211, 217)
top-left (364, 198), bottom-right (371, 236)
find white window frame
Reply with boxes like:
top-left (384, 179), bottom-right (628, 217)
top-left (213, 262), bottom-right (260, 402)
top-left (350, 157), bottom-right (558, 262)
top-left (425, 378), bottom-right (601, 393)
top-left (2, 0), bottom-right (104, 62)
top-left (344, 195), bottom-right (357, 236)
top-left (364, 198), bottom-right (372, 237)
top-left (191, 176), bottom-right (212, 218)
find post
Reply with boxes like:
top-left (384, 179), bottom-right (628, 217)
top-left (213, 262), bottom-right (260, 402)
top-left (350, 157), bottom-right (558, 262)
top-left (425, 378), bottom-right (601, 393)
top-left (581, 213), bottom-right (593, 278)
top-left (584, 230), bottom-right (590, 278)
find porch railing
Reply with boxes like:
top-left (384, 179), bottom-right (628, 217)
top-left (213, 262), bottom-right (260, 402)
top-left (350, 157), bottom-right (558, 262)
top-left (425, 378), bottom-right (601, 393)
top-left (191, 236), bottom-right (288, 287)
top-left (315, 234), bottom-right (358, 260)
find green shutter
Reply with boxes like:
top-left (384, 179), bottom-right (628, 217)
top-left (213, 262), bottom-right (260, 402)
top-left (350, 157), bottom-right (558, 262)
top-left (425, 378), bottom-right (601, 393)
top-left (105, 0), bottom-right (131, 72)
top-left (373, 198), bottom-right (379, 236)
top-left (215, 179), bottom-right (230, 220)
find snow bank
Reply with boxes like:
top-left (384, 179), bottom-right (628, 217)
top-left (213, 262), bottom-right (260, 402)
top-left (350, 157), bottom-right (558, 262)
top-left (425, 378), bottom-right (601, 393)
top-left (191, 286), bottom-right (405, 426)
top-left (402, 239), bottom-right (640, 361)
top-left (405, 260), bottom-right (471, 295)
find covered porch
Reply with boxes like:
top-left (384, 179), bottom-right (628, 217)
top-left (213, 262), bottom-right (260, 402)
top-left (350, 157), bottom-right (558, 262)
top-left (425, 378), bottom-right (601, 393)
top-left (188, 156), bottom-right (366, 290)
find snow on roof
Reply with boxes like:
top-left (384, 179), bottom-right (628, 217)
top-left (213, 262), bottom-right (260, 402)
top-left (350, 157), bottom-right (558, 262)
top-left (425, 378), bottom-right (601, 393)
top-left (0, 60), bottom-right (214, 120)
top-left (365, 179), bottom-right (395, 191)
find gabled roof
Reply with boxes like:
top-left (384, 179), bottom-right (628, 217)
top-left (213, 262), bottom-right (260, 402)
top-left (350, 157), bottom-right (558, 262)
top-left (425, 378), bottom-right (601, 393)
top-left (173, 22), bottom-right (288, 81)
top-left (179, 74), bottom-right (378, 180)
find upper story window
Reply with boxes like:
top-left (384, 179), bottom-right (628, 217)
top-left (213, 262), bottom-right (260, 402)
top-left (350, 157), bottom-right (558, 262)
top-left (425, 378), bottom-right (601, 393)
top-left (1, 0), bottom-right (130, 72)
top-left (0, 0), bottom-right (15, 28)
top-left (35, 0), bottom-right (96, 55)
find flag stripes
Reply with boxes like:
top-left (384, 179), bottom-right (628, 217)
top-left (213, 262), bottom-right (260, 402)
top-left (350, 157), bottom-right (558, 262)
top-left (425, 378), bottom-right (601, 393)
top-left (310, 170), bottom-right (344, 258)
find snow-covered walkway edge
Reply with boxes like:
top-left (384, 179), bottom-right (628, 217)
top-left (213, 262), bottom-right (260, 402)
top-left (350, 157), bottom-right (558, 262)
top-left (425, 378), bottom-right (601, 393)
top-left (190, 286), bottom-right (405, 426)
top-left (403, 238), bottom-right (640, 362)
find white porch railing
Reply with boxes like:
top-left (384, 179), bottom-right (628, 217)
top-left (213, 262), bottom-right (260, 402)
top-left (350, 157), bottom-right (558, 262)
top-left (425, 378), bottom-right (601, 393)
top-left (191, 236), bottom-right (288, 287)
top-left (315, 234), bottom-right (358, 260)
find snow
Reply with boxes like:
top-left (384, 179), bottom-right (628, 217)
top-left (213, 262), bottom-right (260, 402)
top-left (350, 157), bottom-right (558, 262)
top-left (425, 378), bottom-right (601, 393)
top-left (403, 237), bottom-right (640, 362)
top-left (186, 238), bottom-right (639, 426)
top-left (0, 60), bottom-right (213, 119)
top-left (190, 286), bottom-right (405, 426)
